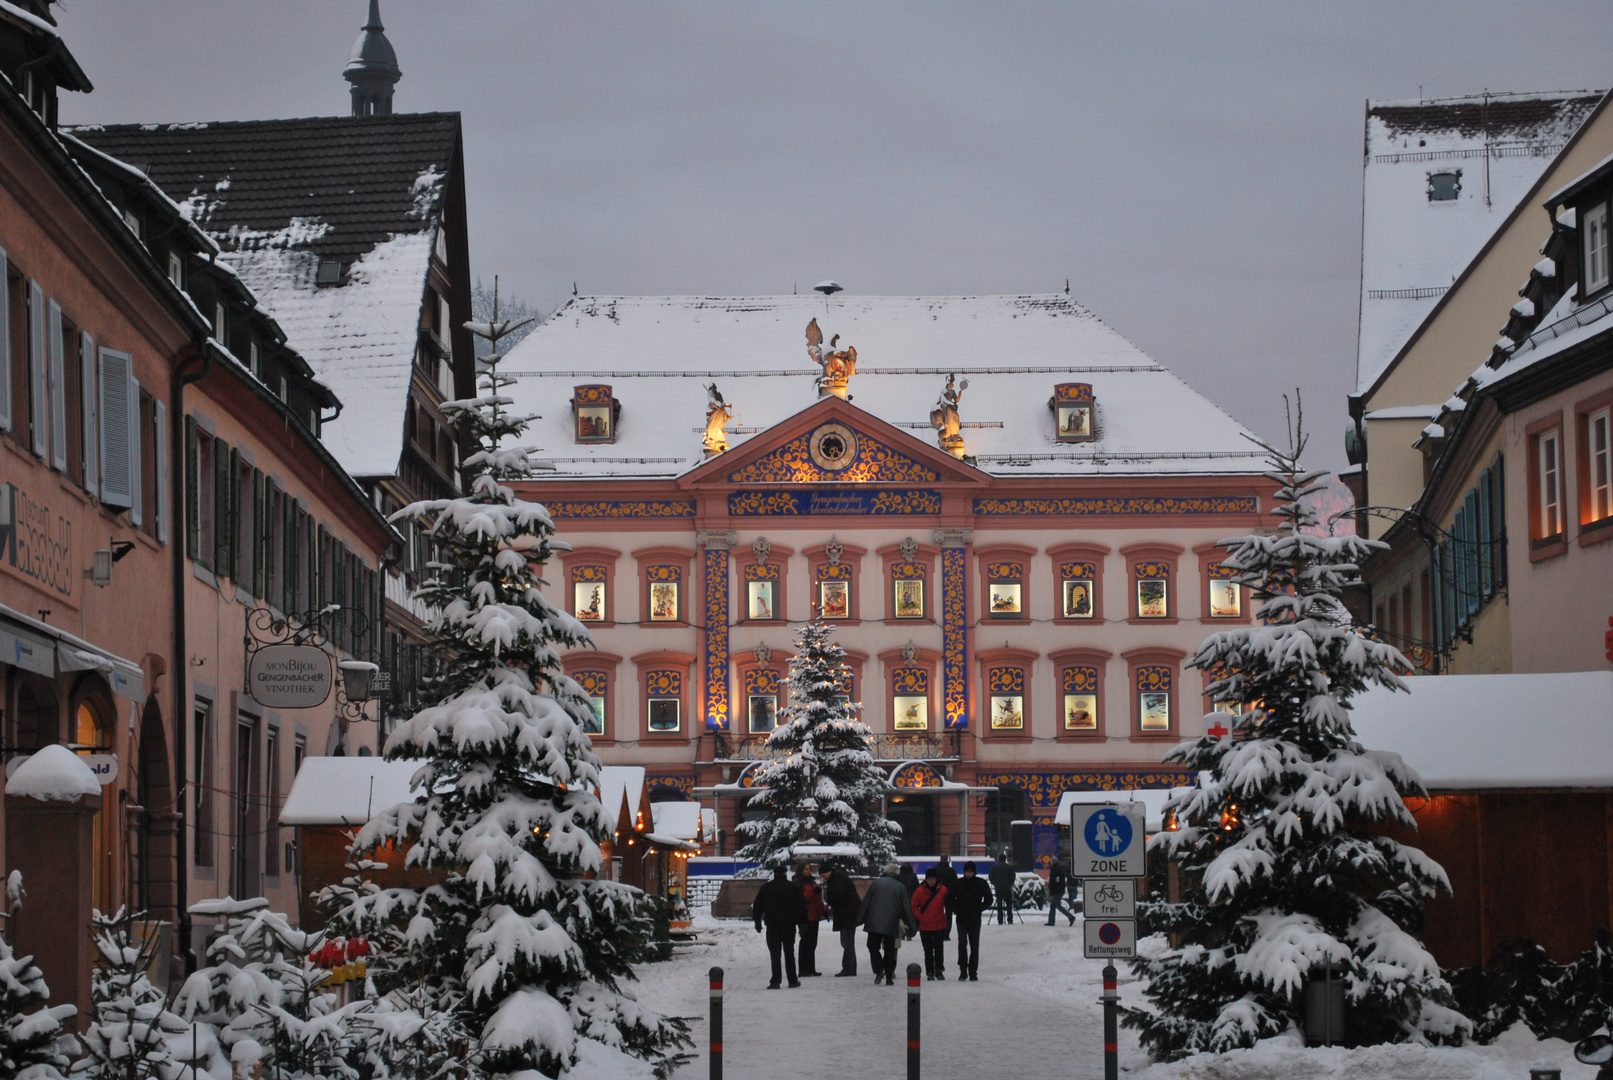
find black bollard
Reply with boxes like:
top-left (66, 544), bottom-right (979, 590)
top-left (907, 961), bottom-right (922, 1080)
top-left (709, 965), bottom-right (723, 1080)
top-left (1102, 962), bottom-right (1118, 1080)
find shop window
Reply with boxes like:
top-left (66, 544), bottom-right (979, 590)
top-left (1061, 665), bottom-right (1099, 732)
top-left (573, 384), bottom-right (617, 443)
top-left (1050, 382), bottom-right (1095, 442)
top-left (745, 564), bottom-right (779, 621)
top-left (1135, 563), bottom-right (1169, 618)
top-left (645, 670), bottom-right (682, 732)
top-left (1205, 562), bottom-right (1242, 619)
top-left (891, 561), bottom-right (925, 620)
top-left (745, 669), bottom-right (781, 733)
top-left (986, 667), bottom-right (1026, 731)
top-left (573, 566), bottom-right (608, 623)
top-left (1060, 561), bottom-right (1097, 620)
top-left (1137, 665), bottom-right (1172, 733)
top-left (646, 566), bottom-right (681, 622)
top-left (575, 671), bottom-right (609, 735)
top-left (1123, 544), bottom-right (1181, 623)
top-left (985, 562), bottom-right (1023, 620)
top-left (817, 564), bottom-right (851, 621)
top-left (891, 668), bottom-right (929, 731)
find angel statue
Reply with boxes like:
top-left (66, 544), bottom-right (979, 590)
top-left (929, 373), bottom-right (970, 459)
top-left (703, 383), bottom-right (733, 457)
top-left (806, 318), bottom-right (857, 399)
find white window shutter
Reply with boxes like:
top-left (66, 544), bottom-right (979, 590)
top-left (154, 398), bottom-right (168, 543)
top-left (128, 371), bottom-right (143, 528)
top-left (27, 280), bottom-right (45, 458)
top-left (80, 331), bottom-right (97, 496)
top-left (46, 298), bottom-right (66, 471)
top-left (0, 246), bottom-right (11, 432)
top-left (99, 348), bottom-right (132, 509)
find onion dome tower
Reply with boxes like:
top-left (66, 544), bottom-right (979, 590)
top-left (343, 0), bottom-right (400, 116)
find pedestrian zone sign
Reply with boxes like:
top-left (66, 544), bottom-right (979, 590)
top-left (1083, 917), bottom-right (1137, 959)
top-left (1070, 801), bottom-right (1146, 878)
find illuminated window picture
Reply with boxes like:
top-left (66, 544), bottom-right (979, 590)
top-left (747, 580), bottom-right (776, 621)
top-left (819, 580), bottom-right (850, 620)
top-left (748, 694), bottom-right (778, 733)
top-left (1139, 691), bottom-right (1171, 730)
top-left (576, 405), bottom-right (612, 441)
top-left (1062, 578), bottom-right (1094, 619)
top-left (584, 695), bottom-right (606, 735)
top-left (893, 578), bottom-right (924, 619)
top-left (647, 697), bottom-right (681, 732)
top-left (1063, 693), bottom-right (1097, 731)
top-left (988, 583), bottom-right (1022, 617)
top-left (990, 695), bottom-right (1024, 730)
top-left (1208, 579), bottom-right (1241, 618)
top-left (1056, 403), bottom-right (1092, 440)
top-left (649, 581), bottom-right (679, 622)
top-left (893, 695), bottom-right (928, 731)
top-left (574, 581), bottom-right (605, 622)
top-left (1137, 580), bottom-right (1168, 618)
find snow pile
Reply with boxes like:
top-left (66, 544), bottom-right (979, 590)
top-left (6, 744), bottom-right (100, 802)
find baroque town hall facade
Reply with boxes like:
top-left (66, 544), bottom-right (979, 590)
top-left (504, 291), bottom-right (1275, 869)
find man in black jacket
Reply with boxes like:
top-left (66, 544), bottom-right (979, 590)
top-left (933, 855), bottom-right (960, 941)
top-left (821, 861), bottom-right (863, 976)
top-left (947, 861), bottom-right (993, 981)
top-left (753, 864), bottom-right (807, 988)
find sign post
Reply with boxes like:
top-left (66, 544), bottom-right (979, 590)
top-left (1074, 800), bottom-right (1141, 1080)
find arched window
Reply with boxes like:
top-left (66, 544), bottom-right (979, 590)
top-left (12, 678), bottom-right (58, 751)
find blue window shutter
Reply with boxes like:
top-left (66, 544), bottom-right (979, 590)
top-left (28, 280), bottom-right (45, 458)
top-left (1492, 454), bottom-right (1507, 588)
top-left (128, 374), bottom-right (143, 529)
top-left (46, 299), bottom-right (66, 471)
top-left (1476, 472), bottom-right (1493, 598)
top-left (80, 331), bottom-right (97, 497)
top-left (98, 348), bottom-right (133, 509)
top-left (0, 247), bottom-right (11, 433)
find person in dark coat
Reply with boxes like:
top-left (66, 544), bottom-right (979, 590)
top-left (822, 862), bottom-right (861, 977)
top-left (857, 862), bottom-right (917, 985)
top-left (753, 864), bottom-right (807, 988)
top-left (911, 868), bottom-right (950, 980)
top-left (933, 855), bottom-right (960, 941)
top-left (988, 856), bottom-right (1018, 924)
top-left (1045, 860), bottom-right (1077, 927)
top-left (795, 863), bottom-right (827, 977)
top-left (946, 861), bottom-right (993, 980)
top-left (898, 863), bottom-right (921, 897)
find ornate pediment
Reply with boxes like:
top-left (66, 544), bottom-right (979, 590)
top-left (725, 422), bottom-right (942, 485)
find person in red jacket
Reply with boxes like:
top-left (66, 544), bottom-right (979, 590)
top-left (795, 863), bottom-right (829, 977)
top-left (911, 868), bottom-right (950, 981)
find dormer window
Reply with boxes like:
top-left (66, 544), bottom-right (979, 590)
top-left (1584, 201), bottom-right (1609, 297)
top-left (213, 301), bottom-right (226, 342)
top-left (1050, 382), bottom-right (1095, 442)
top-left (167, 251), bottom-right (184, 288)
top-left (573, 385), bottom-right (617, 443)
top-left (1427, 170), bottom-right (1462, 202)
top-left (316, 259), bottom-right (345, 286)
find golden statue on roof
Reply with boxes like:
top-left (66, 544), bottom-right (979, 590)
top-left (806, 318), bottom-right (856, 399)
top-left (930, 373), bottom-right (970, 459)
top-left (703, 383), bottom-right (733, 457)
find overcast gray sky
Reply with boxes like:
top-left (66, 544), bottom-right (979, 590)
top-left (56, 1), bottom-right (1613, 469)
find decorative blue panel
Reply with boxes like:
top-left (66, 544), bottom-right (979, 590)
top-left (943, 547), bottom-right (968, 729)
top-left (703, 547), bottom-right (729, 731)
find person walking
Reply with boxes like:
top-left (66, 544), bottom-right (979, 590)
top-left (857, 862), bottom-right (916, 985)
top-left (822, 862), bottom-right (861, 977)
top-left (796, 862), bottom-right (827, 977)
top-left (947, 861), bottom-right (992, 981)
top-left (989, 856), bottom-right (1017, 925)
top-left (1045, 860), bottom-right (1077, 927)
top-left (898, 862), bottom-right (921, 897)
top-left (911, 868), bottom-right (950, 980)
top-left (753, 864), bottom-right (807, 988)
top-left (933, 854), bottom-right (960, 942)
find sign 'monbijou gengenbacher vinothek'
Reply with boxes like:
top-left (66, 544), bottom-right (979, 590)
top-left (246, 644), bottom-right (332, 708)
top-left (1069, 801), bottom-right (1146, 878)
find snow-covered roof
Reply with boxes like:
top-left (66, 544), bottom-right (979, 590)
top-left (1352, 672), bottom-right (1613, 790)
top-left (501, 294), bottom-right (1263, 479)
top-left (650, 801), bottom-right (707, 843)
top-left (280, 756), bottom-right (420, 826)
top-left (1054, 788), bottom-right (1189, 834)
top-left (1357, 91), bottom-right (1602, 395)
top-left (596, 765), bottom-right (646, 834)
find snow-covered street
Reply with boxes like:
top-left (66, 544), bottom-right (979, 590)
top-left (593, 916), bottom-right (1602, 1080)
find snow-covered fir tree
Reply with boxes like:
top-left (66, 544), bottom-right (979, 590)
top-left (1127, 403), bottom-right (1469, 1059)
top-left (78, 908), bottom-right (190, 1080)
top-left (736, 622), bottom-right (899, 870)
top-left (470, 275), bottom-right (539, 359)
top-left (329, 305), bottom-right (690, 1079)
top-left (0, 927), bottom-right (76, 1080)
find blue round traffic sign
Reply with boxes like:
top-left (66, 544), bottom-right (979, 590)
top-left (1098, 922), bottom-right (1122, 945)
top-left (1083, 808), bottom-right (1133, 858)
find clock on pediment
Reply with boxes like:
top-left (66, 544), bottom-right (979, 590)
top-left (808, 423), bottom-right (858, 472)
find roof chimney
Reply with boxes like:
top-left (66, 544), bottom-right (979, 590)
top-left (343, 0), bottom-right (400, 117)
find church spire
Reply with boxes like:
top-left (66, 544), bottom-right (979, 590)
top-left (343, 0), bottom-right (400, 117)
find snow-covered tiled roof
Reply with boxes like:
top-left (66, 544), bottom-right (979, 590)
top-left (1357, 91), bottom-right (1602, 395)
top-left (502, 294), bottom-right (1264, 479)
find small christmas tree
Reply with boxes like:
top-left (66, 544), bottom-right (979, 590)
top-left (736, 622), bottom-right (899, 870)
top-left (1127, 401), bottom-right (1469, 1058)
top-left (331, 299), bottom-right (691, 1079)
top-left (0, 929), bottom-right (76, 1080)
top-left (78, 908), bottom-right (190, 1080)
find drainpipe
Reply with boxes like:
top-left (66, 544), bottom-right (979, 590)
top-left (171, 339), bottom-right (210, 976)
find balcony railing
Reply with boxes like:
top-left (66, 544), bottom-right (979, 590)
top-left (705, 730), bottom-right (961, 764)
